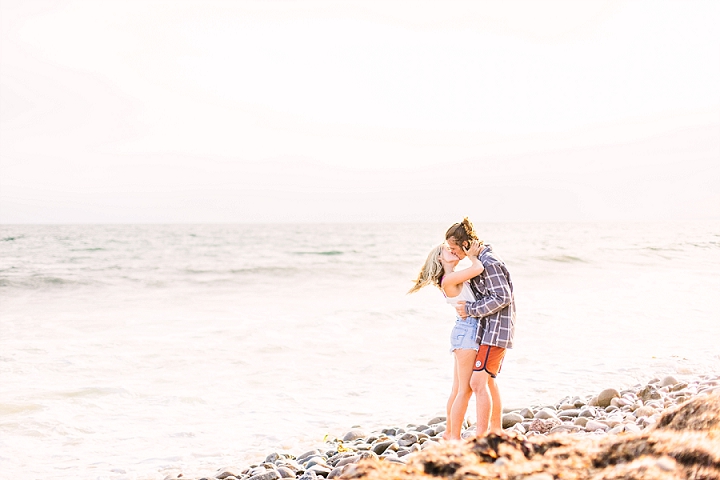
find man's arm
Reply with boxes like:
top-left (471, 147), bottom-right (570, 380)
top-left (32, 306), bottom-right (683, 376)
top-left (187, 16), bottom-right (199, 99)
top-left (465, 262), bottom-right (512, 318)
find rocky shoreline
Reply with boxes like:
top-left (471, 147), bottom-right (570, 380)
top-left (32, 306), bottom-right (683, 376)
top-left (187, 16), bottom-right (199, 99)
top-left (172, 375), bottom-right (720, 480)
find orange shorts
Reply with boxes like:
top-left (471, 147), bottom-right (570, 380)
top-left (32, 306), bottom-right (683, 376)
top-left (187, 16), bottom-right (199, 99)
top-left (473, 345), bottom-right (506, 378)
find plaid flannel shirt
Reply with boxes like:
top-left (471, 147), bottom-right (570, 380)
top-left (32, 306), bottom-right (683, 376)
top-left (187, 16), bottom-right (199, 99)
top-left (466, 244), bottom-right (516, 349)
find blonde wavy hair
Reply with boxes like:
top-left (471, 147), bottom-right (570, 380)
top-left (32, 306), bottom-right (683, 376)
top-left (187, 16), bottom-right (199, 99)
top-left (408, 244), bottom-right (445, 294)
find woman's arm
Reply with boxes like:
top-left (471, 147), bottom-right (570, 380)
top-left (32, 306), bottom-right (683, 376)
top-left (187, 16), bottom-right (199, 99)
top-left (442, 241), bottom-right (484, 288)
top-left (463, 261), bottom-right (512, 318)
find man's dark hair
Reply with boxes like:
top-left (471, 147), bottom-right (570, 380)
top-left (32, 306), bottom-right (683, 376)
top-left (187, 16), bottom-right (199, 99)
top-left (445, 217), bottom-right (480, 248)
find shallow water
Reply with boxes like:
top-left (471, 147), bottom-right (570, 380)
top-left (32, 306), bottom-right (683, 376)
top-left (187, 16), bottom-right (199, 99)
top-left (1, 222), bottom-right (719, 479)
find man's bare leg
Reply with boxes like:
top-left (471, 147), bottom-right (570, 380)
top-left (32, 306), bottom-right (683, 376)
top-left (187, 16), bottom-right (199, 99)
top-left (470, 370), bottom-right (491, 437)
top-left (488, 376), bottom-right (502, 432)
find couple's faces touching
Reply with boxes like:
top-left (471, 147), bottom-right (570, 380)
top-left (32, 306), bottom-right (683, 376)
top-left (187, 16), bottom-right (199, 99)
top-left (445, 237), bottom-right (467, 260)
top-left (440, 245), bottom-right (460, 265)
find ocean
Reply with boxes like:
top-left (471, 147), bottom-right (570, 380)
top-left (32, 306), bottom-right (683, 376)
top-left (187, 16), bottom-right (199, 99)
top-left (1, 222), bottom-right (719, 479)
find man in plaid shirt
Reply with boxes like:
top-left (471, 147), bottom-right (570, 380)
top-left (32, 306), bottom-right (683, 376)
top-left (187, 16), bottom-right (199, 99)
top-left (445, 218), bottom-right (516, 438)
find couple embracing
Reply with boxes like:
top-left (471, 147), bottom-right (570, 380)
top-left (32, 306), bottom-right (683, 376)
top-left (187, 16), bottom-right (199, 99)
top-left (409, 218), bottom-right (516, 440)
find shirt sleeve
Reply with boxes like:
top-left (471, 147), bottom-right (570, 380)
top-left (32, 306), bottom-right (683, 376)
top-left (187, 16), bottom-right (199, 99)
top-left (465, 262), bottom-right (512, 318)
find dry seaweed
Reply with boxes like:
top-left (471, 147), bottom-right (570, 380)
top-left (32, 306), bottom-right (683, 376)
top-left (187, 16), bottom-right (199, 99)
top-left (341, 393), bottom-right (720, 480)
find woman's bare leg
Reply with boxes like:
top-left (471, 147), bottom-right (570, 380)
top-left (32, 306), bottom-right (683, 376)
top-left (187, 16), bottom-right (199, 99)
top-left (447, 349), bottom-right (476, 440)
top-left (443, 355), bottom-right (460, 440)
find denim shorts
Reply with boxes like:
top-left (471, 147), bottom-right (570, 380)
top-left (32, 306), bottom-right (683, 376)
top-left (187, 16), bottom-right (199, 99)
top-left (450, 317), bottom-right (480, 352)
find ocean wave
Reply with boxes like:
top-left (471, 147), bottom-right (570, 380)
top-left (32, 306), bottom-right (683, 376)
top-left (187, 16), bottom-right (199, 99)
top-left (294, 250), bottom-right (344, 255)
top-left (228, 266), bottom-right (299, 274)
top-left (0, 276), bottom-right (80, 288)
top-left (540, 255), bottom-right (587, 263)
top-left (56, 387), bottom-right (131, 398)
top-left (0, 403), bottom-right (44, 416)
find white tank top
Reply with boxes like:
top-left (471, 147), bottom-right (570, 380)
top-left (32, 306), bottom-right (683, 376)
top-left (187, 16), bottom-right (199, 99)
top-left (445, 281), bottom-right (476, 306)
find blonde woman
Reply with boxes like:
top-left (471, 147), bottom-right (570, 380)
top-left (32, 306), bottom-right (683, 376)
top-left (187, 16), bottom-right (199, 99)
top-left (408, 233), bottom-right (483, 440)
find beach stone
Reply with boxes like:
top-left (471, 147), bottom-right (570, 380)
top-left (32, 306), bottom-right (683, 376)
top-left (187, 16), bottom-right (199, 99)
top-left (276, 466), bottom-right (295, 478)
top-left (304, 457), bottom-right (328, 469)
top-left (578, 407), bottom-right (596, 418)
top-left (608, 424), bottom-right (625, 434)
top-left (433, 424), bottom-right (446, 433)
top-left (559, 408), bottom-right (580, 417)
top-left (387, 456), bottom-right (407, 464)
top-left (705, 386), bottom-right (720, 395)
top-left (534, 408), bottom-right (558, 420)
top-left (528, 418), bottom-right (561, 434)
top-left (661, 375), bottom-right (679, 387)
top-left (334, 455), bottom-right (359, 468)
top-left (217, 470), bottom-right (242, 479)
top-left (265, 453), bottom-right (281, 464)
top-left (358, 451), bottom-right (378, 461)
top-left (573, 417), bottom-right (589, 427)
top-left (327, 467), bottom-right (342, 479)
top-left (381, 428), bottom-right (398, 436)
top-left (510, 422), bottom-right (526, 434)
top-left (597, 388), bottom-right (620, 408)
top-left (624, 423), bottom-right (642, 434)
top-left (296, 450), bottom-right (323, 464)
top-left (248, 471), bottom-right (280, 480)
top-left (279, 460), bottom-right (301, 471)
top-left (638, 385), bottom-right (662, 402)
top-left (340, 465), bottom-right (358, 478)
top-left (519, 407), bottom-right (534, 419)
top-left (605, 415), bottom-right (623, 428)
top-left (585, 420), bottom-right (608, 432)
top-left (547, 424), bottom-right (578, 434)
top-left (297, 471), bottom-right (317, 480)
top-left (502, 412), bottom-right (524, 429)
top-left (342, 429), bottom-right (366, 442)
top-left (307, 464), bottom-right (332, 477)
top-left (427, 416), bottom-right (446, 425)
top-left (398, 432), bottom-right (418, 447)
top-left (372, 441), bottom-right (393, 455)
top-left (634, 405), bottom-right (656, 418)
top-left (421, 440), bottom-right (439, 450)
top-left (412, 424), bottom-right (429, 432)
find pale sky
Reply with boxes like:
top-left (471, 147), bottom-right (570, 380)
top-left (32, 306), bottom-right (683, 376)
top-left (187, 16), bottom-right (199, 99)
top-left (1, 0), bottom-right (718, 223)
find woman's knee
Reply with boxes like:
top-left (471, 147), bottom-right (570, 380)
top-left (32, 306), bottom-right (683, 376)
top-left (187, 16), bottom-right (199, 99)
top-left (456, 384), bottom-right (473, 397)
